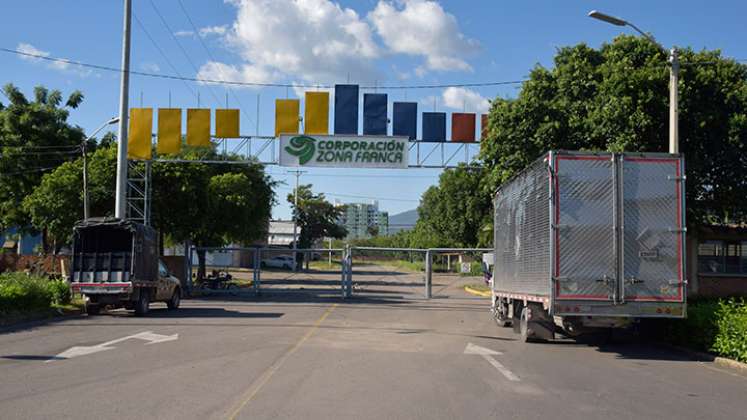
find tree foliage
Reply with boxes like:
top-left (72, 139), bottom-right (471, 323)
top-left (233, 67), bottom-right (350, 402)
top-left (0, 84), bottom-right (86, 229)
top-left (480, 35), bottom-right (747, 225)
top-left (287, 185), bottom-right (347, 249)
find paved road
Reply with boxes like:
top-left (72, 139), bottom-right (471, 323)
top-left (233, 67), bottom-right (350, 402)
top-left (1, 264), bottom-right (745, 419)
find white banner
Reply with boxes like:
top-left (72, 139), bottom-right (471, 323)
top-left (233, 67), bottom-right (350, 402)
top-left (279, 134), bottom-right (409, 169)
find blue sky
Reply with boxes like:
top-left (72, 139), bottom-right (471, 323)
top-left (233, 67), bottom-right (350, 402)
top-left (2, 0), bottom-right (746, 220)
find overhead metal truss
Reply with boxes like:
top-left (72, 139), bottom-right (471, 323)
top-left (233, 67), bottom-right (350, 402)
top-left (126, 160), bottom-right (151, 226)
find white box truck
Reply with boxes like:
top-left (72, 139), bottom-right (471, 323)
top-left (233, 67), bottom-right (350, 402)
top-left (492, 151), bottom-right (686, 341)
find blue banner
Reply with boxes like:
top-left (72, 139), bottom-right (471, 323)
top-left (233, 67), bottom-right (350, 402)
top-left (334, 84), bottom-right (359, 135)
top-left (422, 112), bottom-right (446, 142)
top-left (363, 93), bottom-right (388, 135)
top-left (393, 102), bottom-right (417, 141)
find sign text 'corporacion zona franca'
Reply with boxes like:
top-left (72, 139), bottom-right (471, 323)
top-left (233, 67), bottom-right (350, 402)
top-left (279, 135), bottom-right (409, 169)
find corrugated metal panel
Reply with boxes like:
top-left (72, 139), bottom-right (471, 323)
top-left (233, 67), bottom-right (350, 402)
top-left (451, 112), bottom-right (476, 142)
top-left (363, 93), bottom-right (387, 135)
top-left (493, 156), bottom-right (551, 296)
top-left (393, 102), bottom-right (417, 140)
top-left (334, 84), bottom-right (359, 134)
top-left (157, 108), bottom-right (181, 155)
top-left (422, 112), bottom-right (446, 142)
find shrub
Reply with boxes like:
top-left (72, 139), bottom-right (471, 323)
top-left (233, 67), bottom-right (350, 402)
top-left (0, 273), bottom-right (71, 314)
top-left (711, 299), bottom-right (747, 363)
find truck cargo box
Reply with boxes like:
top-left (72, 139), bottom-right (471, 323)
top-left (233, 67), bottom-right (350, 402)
top-left (493, 151), bottom-right (686, 319)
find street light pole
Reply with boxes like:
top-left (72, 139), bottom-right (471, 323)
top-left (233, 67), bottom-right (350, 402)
top-left (82, 117), bottom-right (119, 220)
top-left (288, 170), bottom-right (307, 272)
top-left (114, 0), bottom-right (132, 219)
top-left (588, 10), bottom-right (679, 154)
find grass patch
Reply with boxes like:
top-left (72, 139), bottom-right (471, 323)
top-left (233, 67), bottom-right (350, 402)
top-left (0, 272), bottom-right (84, 325)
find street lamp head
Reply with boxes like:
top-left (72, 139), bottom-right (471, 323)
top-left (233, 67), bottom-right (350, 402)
top-left (588, 10), bottom-right (627, 26)
top-left (107, 117), bottom-right (120, 125)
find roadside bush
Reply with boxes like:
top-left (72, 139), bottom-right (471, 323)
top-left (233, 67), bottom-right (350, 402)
top-left (0, 273), bottom-right (71, 314)
top-left (711, 299), bottom-right (747, 363)
top-left (662, 298), bottom-right (747, 363)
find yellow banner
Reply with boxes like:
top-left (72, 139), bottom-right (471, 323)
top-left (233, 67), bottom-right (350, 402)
top-left (127, 108), bottom-right (153, 160)
top-left (304, 92), bottom-right (329, 135)
top-left (215, 109), bottom-right (240, 138)
top-left (157, 108), bottom-right (182, 155)
top-left (275, 99), bottom-right (299, 137)
top-left (187, 109), bottom-right (211, 147)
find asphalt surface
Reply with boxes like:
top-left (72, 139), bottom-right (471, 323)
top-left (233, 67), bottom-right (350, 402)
top-left (1, 264), bottom-right (746, 420)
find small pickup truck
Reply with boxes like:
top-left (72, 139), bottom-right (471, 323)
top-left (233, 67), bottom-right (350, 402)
top-left (69, 218), bottom-right (181, 316)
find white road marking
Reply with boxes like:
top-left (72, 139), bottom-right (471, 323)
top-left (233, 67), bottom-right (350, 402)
top-left (464, 342), bottom-right (520, 382)
top-left (46, 331), bottom-right (178, 362)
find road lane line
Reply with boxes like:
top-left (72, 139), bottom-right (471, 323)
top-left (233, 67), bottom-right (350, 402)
top-left (483, 355), bottom-right (521, 382)
top-left (226, 303), bottom-right (338, 420)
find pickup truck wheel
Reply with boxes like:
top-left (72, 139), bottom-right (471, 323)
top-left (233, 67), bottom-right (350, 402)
top-left (134, 290), bottom-right (150, 316)
top-left (86, 303), bottom-right (101, 316)
top-left (167, 289), bottom-right (181, 310)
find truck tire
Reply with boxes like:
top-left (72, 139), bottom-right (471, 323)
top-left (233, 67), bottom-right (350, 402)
top-left (86, 303), bottom-right (101, 316)
top-left (134, 289), bottom-right (150, 316)
top-left (167, 288), bottom-right (181, 310)
top-left (493, 298), bottom-right (512, 327)
top-left (519, 307), bottom-right (532, 342)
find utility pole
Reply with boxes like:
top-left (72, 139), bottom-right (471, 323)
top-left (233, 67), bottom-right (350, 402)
top-left (114, 0), bottom-right (132, 219)
top-left (669, 48), bottom-right (679, 154)
top-left (288, 170), bottom-right (307, 272)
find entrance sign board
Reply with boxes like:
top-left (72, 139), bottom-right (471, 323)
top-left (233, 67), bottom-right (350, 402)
top-left (279, 134), bottom-right (409, 169)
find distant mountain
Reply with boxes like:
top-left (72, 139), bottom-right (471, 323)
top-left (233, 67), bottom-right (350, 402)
top-left (388, 209), bottom-right (418, 234)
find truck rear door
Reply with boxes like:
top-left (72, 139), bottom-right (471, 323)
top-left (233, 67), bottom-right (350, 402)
top-left (553, 154), bottom-right (617, 301)
top-left (621, 156), bottom-right (685, 303)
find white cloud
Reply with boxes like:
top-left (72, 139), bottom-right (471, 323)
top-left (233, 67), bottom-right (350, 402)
top-left (174, 30), bottom-right (195, 37)
top-left (196, 61), bottom-right (277, 88)
top-left (199, 25), bottom-right (228, 37)
top-left (198, 0), bottom-right (382, 85)
top-left (140, 62), bottom-right (160, 73)
top-left (441, 87), bottom-right (490, 113)
top-left (368, 0), bottom-right (479, 74)
top-left (16, 42), bottom-right (92, 77)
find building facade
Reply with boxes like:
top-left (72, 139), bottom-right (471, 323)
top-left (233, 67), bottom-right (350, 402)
top-left (337, 201), bottom-right (389, 239)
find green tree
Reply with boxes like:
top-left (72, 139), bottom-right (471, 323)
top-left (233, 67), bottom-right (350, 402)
top-left (287, 185), bottom-right (347, 250)
top-left (480, 35), bottom-right (747, 225)
top-left (0, 84), bottom-right (85, 230)
top-left (409, 165), bottom-right (491, 248)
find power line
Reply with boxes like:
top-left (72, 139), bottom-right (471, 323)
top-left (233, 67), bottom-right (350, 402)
top-left (131, 13), bottom-right (198, 100)
top-left (0, 47), bottom-right (528, 90)
top-left (147, 0), bottom-right (222, 108)
top-left (175, 0), bottom-right (256, 130)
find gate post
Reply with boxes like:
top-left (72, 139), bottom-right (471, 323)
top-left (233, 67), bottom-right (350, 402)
top-left (341, 246), bottom-right (349, 298)
top-left (425, 250), bottom-right (432, 299)
top-left (253, 247), bottom-right (261, 295)
top-left (346, 247), bottom-right (353, 298)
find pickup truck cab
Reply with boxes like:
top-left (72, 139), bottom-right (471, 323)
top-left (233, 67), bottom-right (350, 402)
top-left (69, 218), bottom-right (181, 316)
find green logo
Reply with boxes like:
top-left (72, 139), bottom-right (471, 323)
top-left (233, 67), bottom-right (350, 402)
top-left (285, 135), bottom-right (316, 165)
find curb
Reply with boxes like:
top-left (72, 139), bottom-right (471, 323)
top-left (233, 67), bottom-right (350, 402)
top-left (464, 285), bottom-right (491, 297)
top-left (661, 343), bottom-right (747, 374)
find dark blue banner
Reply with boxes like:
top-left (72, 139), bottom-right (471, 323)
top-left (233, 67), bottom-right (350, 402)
top-left (422, 112), bottom-right (446, 142)
top-left (393, 102), bottom-right (417, 140)
top-left (363, 93), bottom-right (387, 135)
top-left (334, 84), bottom-right (359, 135)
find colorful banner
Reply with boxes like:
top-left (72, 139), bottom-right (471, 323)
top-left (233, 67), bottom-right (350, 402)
top-left (393, 102), bottom-right (417, 141)
top-left (128, 108), bottom-right (153, 160)
top-left (304, 92), bottom-right (329, 135)
top-left (334, 84), bottom-right (359, 135)
top-left (451, 113), bottom-right (476, 143)
top-left (187, 109), bottom-right (211, 147)
top-left (422, 112), bottom-right (446, 142)
top-left (279, 134), bottom-right (408, 169)
top-left (157, 108), bottom-right (182, 155)
top-left (215, 109), bottom-right (240, 138)
top-left (363, 93), bottom-right (387, 135)
top-left (275, 99), bottom-right (299, 137)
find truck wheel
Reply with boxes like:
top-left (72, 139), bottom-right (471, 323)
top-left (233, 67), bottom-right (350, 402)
top-left (86, 303), bottom-right (101, 316)
top-left (493, 299), bottom-right (512, 327)
top-left (520, 307), bottom-right (533, 343)
top-left (167, 288), bottom-right (181, 310)
top-left (134, 290), bottom-right (150, 316)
